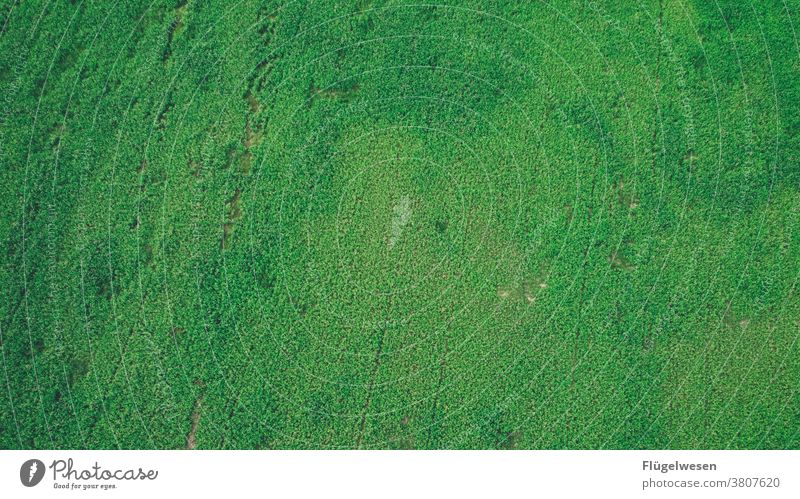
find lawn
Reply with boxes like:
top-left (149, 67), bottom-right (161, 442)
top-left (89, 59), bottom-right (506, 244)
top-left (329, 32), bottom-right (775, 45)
top-left (1, 0), bottom-right (798, 449)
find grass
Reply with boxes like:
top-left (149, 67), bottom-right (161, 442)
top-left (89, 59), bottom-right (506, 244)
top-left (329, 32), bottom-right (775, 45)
top-left (0, 0), bottom-right (799, 449)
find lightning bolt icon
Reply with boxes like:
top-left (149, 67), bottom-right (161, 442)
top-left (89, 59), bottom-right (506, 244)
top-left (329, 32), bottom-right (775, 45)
top-left (29, 461), bottom-right (37, 483)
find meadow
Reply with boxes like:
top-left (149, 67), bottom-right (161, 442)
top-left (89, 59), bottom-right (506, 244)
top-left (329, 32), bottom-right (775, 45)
top-left (1, 0), bottom-right (799, 449)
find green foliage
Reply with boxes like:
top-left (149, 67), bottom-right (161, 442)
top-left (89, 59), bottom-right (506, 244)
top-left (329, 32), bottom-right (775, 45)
top-left (0, 0), bottom-right (798, 449)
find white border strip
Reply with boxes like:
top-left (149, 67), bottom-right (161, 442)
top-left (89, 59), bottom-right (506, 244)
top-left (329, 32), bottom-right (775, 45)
top-left (1, 450), bottom-right (798, 498)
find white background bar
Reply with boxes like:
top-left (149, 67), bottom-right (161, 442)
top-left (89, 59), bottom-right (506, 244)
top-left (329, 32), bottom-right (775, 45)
top-left (1, 450), bottom-right (797, 498)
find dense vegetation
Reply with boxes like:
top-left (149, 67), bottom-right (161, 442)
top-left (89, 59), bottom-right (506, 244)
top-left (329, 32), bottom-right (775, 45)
top-left (1, 0), bottom-right (798, 449)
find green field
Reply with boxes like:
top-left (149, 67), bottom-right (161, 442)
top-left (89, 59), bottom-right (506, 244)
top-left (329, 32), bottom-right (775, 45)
top-left (1, 0), bottom-right (799, 449)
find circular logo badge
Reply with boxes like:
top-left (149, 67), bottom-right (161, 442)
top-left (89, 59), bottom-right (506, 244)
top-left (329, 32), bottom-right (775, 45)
top-left (20, 459), bottom-right (45, 487)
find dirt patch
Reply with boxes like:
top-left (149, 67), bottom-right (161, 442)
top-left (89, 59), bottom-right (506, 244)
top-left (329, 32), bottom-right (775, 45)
top-left (221, 189), bottom-right (243, 249)
top-left (497, 276), bottom-right (547, 304)
top-left (189, 158), bottom-right (202, 177)
top-left (244, 90), bottom-right (260, 113)
top-left (243, 121), bottom-right (263, 149)
top-left (389, 195), bottom-right (412, 249)
top-left (723, 305), bottom-right (750, 330)
top-left (239, 150), bottom-right (253, 174)
top-left (162, 1), bottom-right (188, 63)
top-left (609, 250), bottom-right (635, 271)
top-left (227, 188), bottom-right (242, 221)
top-left (309, 80), bottom-right (360, 107)
top-left (186, 396), bottom-right (203, 450)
